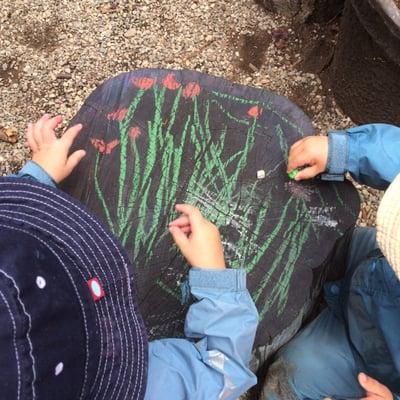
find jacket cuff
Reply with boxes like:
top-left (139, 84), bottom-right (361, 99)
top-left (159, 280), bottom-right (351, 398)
top-left (325, 131), bottom-right (348, 177)
top-left (321, 131), bottom-right (347, 182)
top-left (189, 268), bottom-right (247, 292)
top-left (18, 161), bottom-right (57, 188)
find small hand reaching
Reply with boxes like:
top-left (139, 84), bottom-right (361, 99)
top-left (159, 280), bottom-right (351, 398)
top-left (169, 204), bottom-right (226, 269)
top-left (26, 114), bottom-right (86, 183)
top-left (287, 135), bottom-right (328, 181)
top-left (358, 373), bottom-right (393, 400)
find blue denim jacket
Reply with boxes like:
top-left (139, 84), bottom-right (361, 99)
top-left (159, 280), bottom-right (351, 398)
top-left (11, 161), bottom-right (259, 400)
top-left (324, 123), bottom-right (400, 397)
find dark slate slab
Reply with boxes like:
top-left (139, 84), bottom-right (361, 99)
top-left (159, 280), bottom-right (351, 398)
top-left (62, 69), bottom-right (359, 349)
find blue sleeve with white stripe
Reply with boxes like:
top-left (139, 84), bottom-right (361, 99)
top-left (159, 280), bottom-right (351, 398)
top-left (144, 268), bottom-right (258, 400)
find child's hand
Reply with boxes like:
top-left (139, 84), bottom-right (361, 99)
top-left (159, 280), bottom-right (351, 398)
top-left (287, 136), bottom-right (328, 181)
top-left (358, 373), bottom-right (393, 400)
top-left (169, 204), bottom-right (226, 269)
top-left (27, 114), bottom-right (86, 183)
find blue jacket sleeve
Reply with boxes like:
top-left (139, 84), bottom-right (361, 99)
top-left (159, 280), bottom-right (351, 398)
top-left (322, 124), bottom-right (400, 189)
top-left (144, 268), bottom-right (259, 400)
top-left (10, 161), bottom-right (56, 187)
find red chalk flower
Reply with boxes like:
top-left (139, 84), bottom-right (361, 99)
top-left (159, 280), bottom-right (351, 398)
top-left (107, 108), bottom-right (128, 122)
top-left (128, 126), bottom-right (141, 139)
top-left (247, 105), bottom-right (262, 118)
top-left (131, 76), bottom-right (156, 90)
top-left (163, 73), bottom-right (181, 90)
top-left (91, 138), bottom-right (120, 154)
top-left (183, 82), bottom-right (201, 98)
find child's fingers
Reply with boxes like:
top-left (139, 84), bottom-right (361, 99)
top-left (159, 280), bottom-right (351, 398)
top-left (32, 114), bottom-right (51, 145)
top-left (358, 373), bottom-right (391, 399)
top-left (45, 115), bottom-right (63, 131)
top-left (43, 115), bottom-right (63, 141)
top-left (175, 204), bottom-right (203, 229)
top-left (34, 114), bottom-right (51, 132)
top-left (180, 226), bottom-right (191, 234)
top-left (66, 149), bottom-right (86, 173)
top-left (170, 222), bottom-right (191, 233)
top-left (287, 152), bottom-right (310, 173)
top-left (170, 225), bottom-right (191, 234)
top-left (169, 221), bottom-right (191, 233)
top-left (169, 226), bottom-right (189, 253)
top-left (26, 123), bottom-right (38, 152)
top-left (61, 123), bottom-right (83, 148)
top-left (294, 165), bottom-right (320, 181)
top-left (169, 215), bottom-right (190, 227)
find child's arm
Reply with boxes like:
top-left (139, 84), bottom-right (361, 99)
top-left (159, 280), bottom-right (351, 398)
top-left (287, 123), bottom-right (400, 189)
top-left (10, 114), bottom-right (85, 186)
top-left (144, 205), bottom-right (258, 400)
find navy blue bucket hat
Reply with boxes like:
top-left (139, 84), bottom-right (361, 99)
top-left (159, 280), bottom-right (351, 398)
top-left (0, 177), bottom-right (148, 399)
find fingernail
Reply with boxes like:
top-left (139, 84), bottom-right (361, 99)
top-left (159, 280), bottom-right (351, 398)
top-left (359, 373), bottom-right (367, 384)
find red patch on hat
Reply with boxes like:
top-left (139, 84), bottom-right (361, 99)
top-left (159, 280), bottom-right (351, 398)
top-left (87, 278), bottom-right (105, 301)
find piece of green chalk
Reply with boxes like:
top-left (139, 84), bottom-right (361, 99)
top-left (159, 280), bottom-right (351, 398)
top-left (287, 168), bottom-right (300, 180)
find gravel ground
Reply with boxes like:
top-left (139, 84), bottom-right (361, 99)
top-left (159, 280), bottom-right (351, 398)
top-left (0, 0), bottom-right (381, 226)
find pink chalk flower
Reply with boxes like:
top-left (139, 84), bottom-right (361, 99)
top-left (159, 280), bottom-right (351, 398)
top-left (128, 126), bottom-right (141, 139)
top-left (183, 82), bottom-right (201, 98)
top-left (247, 105), bottom-right (262, 118)
top-left (91, 138), bottom-right (120, 154)
top-left (131, 76), bottom-right (156, 90)
top-left (107, 108), bottom-right (128, 122)
top-left (163, 73), bottom-right (181, 90)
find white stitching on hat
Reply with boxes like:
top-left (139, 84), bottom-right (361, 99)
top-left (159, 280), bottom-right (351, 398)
top-left (0, 223), bottom-right (94, 398)
top-left (0, 289), bottom-right (21, 400)
top-left (0, 217), bottom-right (96, 399)
top-left (0, 183), bottom-right (145, 399)
top-left (55, 362), bottom-right (64, 376)
top-left (0, 193), bottom-right (125, 394)
top-left (1, 192), bottom-right (145, 400)
top-left (0, 212), bottom-right (133, 400)
top-left (0, 182), bottom-right (144, 398)
top-left (36, 276), bottom-right (46, 289)
top-left (0, 207), bottom-right (117, 398)
top-left (0, 269), bottom-right (36, 399)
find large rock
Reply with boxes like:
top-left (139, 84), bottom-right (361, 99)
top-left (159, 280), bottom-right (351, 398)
top-left (62, 69), bottom-right (359, 356)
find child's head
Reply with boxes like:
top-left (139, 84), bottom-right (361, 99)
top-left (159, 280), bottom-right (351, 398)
top-left (377, 173), bottom-right (400, 278)
top-left (0, 178), bottom-right (147, 399)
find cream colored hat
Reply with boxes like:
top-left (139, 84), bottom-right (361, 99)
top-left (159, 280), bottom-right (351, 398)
top-left (377, 173), bottom-right (400, 279)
